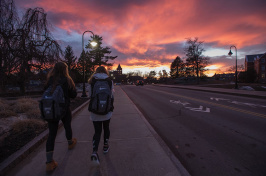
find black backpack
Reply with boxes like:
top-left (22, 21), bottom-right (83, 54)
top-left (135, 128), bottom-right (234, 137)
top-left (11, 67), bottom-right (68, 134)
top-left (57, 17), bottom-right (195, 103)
top-left (39, 84), bottom-right (67, 121)
top-left (88, 77), bottom-right (114, 115)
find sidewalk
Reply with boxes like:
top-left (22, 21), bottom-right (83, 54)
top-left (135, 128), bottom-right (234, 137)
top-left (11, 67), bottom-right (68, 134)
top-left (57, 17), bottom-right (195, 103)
top-left (3, 86), bottom-right (189, 176)
top-left (155, 84), bottom-right (266, 99)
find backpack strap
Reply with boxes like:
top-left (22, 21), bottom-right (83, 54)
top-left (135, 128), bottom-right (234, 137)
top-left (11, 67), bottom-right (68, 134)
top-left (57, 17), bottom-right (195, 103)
top-left (91, 77), bottom-right (97, 95)
top-left (105, 78), bottom-right (112, 89)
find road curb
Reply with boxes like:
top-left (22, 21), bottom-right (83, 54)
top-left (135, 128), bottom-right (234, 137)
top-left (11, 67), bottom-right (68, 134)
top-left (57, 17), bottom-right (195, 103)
top-left (0, 99), bottom-right (90, 176)
top-left (120, 87), bottom-right (191, 176)
top-left (154, 84), bottom-right (266, 99)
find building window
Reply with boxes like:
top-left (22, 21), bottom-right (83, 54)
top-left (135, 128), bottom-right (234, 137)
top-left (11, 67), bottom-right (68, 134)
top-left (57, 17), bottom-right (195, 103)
top-left (262, 58), bottom-right (265, 63)
top-left (262, 74), bottom-right (265, 79)
top-left (262, 66), bottom-right (265, 71)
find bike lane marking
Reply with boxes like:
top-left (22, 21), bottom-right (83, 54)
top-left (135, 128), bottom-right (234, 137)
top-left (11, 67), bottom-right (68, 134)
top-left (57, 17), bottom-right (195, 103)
top-left (170, 100), bottom-right (211, 113)
top-left (146, 87), bottom-right (266, 119)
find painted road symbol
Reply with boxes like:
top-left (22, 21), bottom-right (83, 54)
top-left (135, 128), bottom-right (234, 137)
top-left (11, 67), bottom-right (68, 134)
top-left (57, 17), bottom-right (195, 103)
top-left (170, 100), bottom-right (210, 113)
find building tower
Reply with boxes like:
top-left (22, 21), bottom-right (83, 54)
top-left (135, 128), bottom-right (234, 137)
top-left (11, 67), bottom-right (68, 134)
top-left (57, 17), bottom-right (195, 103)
top-left (117, 64), bottom-right (122, 75)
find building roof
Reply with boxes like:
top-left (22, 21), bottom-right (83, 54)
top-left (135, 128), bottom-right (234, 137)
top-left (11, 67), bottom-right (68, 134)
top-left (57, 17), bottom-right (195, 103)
top-left (245, 54), bottom-right (264, 62)
top-left (117, 64), bottom-right (122, 70)
top-left (260, 53), bottom-right (266, 59)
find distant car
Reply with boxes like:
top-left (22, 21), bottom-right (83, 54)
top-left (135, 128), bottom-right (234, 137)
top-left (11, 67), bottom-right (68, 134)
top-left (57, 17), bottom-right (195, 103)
top-left (136, 80), bottom-right (144, 86)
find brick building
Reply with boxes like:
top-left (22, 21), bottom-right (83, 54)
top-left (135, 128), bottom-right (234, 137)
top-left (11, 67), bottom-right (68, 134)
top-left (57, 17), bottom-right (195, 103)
top-left (245, 53), bottom-right (266, 83)
top-left (254, 53), bottom-right (266, 83)
top-left (109, 64), bottom-right (127, 83)
top-left (245, 54), bottom-right (263, 71)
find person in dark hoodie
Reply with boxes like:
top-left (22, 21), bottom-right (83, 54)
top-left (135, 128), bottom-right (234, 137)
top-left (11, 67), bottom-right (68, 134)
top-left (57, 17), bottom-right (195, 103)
top-left (88, 66), bottom-right (114, 165)
top-left (44, 62), bottom-right (77, 172)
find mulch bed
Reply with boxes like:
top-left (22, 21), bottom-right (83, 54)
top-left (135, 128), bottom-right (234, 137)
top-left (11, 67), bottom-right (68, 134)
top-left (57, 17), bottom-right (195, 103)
top-left (0, 97), bottom-right (89, 163)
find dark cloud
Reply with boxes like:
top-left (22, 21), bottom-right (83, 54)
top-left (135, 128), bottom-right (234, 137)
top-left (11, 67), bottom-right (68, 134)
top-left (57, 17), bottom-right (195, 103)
top-left (156, 42), bottom-right (184, 55)
top-left (193, 0), bottom-right (266, 21)
top-left (241, 44), bottom-right (266, 55)
top-left (89, 0), bottom-right (154, 9)
top-left (211, 55), bottom-right (245, 67)
top-left (15, 0), bottom-right (39, 7)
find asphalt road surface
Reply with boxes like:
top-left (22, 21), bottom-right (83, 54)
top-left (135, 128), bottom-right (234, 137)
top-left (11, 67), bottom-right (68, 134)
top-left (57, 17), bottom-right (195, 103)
top-left (121, 85), bottom-right (266, 176)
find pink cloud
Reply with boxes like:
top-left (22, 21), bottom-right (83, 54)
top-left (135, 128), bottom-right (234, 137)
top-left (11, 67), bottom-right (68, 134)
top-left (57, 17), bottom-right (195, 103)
top-left (16, 0), bottom-right (266, 73)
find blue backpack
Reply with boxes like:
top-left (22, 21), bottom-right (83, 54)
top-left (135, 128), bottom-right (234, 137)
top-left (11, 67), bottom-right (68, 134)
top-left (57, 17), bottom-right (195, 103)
top-left (39, 84), bottom-right (66, 121)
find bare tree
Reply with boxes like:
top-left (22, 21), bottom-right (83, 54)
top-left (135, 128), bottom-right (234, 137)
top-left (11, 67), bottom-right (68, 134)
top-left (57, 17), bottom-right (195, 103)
top-left (1, 1), bottom-right (62, 93)
top-left (158, 70), bottom-right (162, 78)
top-left (162, 70), bottom-right (168, 78)
top-left (184, 37), bottom-right (210, 83)
top-left (227, 64), bottom-right (244, 72)
top-left (149, 70), bottom-right (156, 78)
top-left (0, 0), bottom-right (20, 91)
top-left (14, 7), bottom-right (61, 93)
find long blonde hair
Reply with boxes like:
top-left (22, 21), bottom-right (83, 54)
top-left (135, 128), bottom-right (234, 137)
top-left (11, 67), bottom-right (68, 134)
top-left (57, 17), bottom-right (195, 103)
top-left (88, 66), bottom-right (109, 84)
top-left (46, 62), bottom-right (75, 89)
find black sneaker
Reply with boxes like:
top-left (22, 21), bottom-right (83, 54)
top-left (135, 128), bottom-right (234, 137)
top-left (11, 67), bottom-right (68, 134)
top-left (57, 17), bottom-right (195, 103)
top-left (91, 152), bottom-right (100, 165)
top-left (103, 144), bottom-right (109, 154)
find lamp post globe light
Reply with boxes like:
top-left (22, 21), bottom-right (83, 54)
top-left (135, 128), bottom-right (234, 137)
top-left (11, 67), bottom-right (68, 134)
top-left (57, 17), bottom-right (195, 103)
top-left (81, 30), bottom-right (97, 97)
top-left (228, 45), bottom-right (238, 89)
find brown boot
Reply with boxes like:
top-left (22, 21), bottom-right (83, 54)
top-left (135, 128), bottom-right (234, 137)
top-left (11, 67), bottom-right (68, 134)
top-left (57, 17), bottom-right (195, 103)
top-left (68, 138), bottom-right (77, 150)
top-left (46, 160), bottom-right (58, 172)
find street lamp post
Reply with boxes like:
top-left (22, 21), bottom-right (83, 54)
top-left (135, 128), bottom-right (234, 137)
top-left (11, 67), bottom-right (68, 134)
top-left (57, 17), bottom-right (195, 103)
top-left (81, 30), bottom-right (97, 97)
top-left (228, 45), bottom-right (238, 89)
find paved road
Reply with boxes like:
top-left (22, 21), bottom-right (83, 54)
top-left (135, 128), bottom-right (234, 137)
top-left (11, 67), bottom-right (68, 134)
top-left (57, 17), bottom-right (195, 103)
top-left (122, 85), bottom-right (266, 176)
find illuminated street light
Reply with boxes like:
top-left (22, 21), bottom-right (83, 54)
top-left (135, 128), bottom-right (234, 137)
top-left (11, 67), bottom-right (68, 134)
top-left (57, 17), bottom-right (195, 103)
top-left (90, 41), bottom-right (97, 47)
top-left (228, 45), bottom-right (238, 89)
top-left (81, 30), bottom-right (97, 97)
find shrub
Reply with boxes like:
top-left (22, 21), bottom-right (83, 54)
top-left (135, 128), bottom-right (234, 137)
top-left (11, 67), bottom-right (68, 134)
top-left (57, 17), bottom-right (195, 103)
top-left (0, 110), bottom-right (17, 118)
top-left (11, 119), bottom-right (46, 134)
top-left (12, 98), bottom-right (39, 113)
top-left (26, 108), bottom-right (41, 119)
top-left (0, 99), bottom-right (16, 118)
top-left (0, 99), bottom-right (10, 111)
top-left (0, 119), bottom-right (47, 163)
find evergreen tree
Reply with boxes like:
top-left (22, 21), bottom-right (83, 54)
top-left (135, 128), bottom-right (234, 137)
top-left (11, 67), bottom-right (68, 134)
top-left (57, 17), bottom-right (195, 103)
top-left (63, 45), bottom-right (77, 71)
top-left (77, 50), bottom-right (94, 83)
top-left (85, 35), bottom-right (117, 68)
top-left (170, 56), bottom-right (184, 78)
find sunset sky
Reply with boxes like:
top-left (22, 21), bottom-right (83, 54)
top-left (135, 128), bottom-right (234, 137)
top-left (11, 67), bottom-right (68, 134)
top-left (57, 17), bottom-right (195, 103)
top-left (16, 0), bottom-right (266, 76)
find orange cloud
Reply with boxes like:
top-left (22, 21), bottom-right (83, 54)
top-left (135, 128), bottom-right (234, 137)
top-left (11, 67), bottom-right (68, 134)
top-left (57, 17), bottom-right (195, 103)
top-left (16, 0), bottom-right (266, 74)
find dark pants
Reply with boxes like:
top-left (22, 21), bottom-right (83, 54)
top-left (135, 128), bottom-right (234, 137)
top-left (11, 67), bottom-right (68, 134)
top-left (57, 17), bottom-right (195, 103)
top-left (92, 119), bottom-right (110, 152)
top-left (46, 107), bottom-right (72, 152)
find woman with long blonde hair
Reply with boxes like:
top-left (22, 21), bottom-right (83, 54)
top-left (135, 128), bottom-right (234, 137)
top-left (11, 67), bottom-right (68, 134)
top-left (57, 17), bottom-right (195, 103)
top-left (44, 62), bottom-right (77, 172)
top-left (88, 66), bottom-right (114, 165)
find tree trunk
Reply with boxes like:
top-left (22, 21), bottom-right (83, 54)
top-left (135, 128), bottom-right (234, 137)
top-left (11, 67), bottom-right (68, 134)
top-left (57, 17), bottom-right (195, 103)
top-left (18, 60), bottom-right (27, 95)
